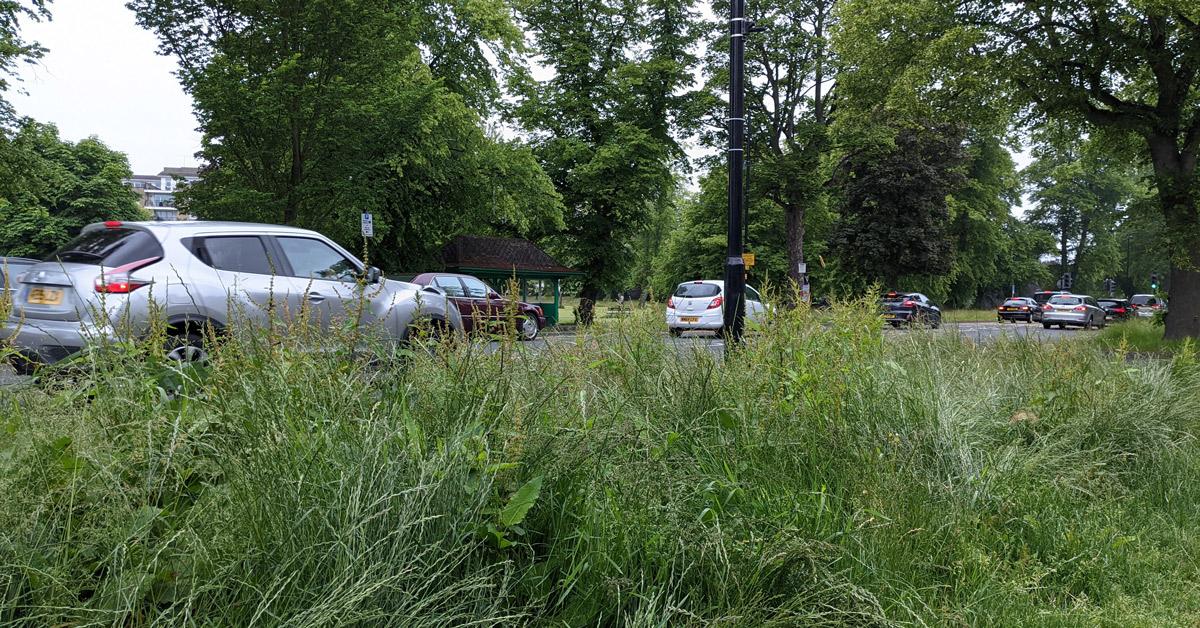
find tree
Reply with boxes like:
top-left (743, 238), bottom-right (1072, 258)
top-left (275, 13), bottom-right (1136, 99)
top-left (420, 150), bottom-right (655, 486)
top-left (131, 0), bottom-right (562, 271)
top-left (0, 121), bottom-right (143, 257)
top-left (831, 118), bottom-right (966, 290)
top-left (938, 0), bottom-right (1200, 336)
top-left (700, 0), bottom-right (837, 289)
top-left (1022, 129), bottom-right (1137, 291)
top-left (513, 0), bottom-right (697, 324)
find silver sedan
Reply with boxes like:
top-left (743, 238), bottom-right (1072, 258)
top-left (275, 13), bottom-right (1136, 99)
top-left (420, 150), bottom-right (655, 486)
top-left (1041, 294), bottom-right (1107, 329)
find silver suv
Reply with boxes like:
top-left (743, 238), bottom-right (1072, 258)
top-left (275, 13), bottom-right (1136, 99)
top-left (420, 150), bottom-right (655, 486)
top-left (2, 220), bottom-right (463, 367)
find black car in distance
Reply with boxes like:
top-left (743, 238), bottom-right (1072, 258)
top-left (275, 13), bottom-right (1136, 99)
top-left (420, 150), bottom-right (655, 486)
top-left (882, 291), bottom-right (942, 328)
top-left (1097, 298), bottom-right (1134, 322)
top-left (997, 297), bottom-right (1040, 323)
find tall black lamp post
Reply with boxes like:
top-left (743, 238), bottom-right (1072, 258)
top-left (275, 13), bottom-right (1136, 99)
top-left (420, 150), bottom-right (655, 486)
top-left (722, 0), bottom-right (747, 344)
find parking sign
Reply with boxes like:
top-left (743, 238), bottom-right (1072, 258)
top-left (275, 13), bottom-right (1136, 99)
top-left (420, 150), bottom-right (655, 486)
top-left (361, 213), bottom-right (374, 238)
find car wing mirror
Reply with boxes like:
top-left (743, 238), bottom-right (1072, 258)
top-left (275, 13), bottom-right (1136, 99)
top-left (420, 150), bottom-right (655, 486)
top-left (364, 266), bottom-right (382, 284)
top-left (488, 291), bottom-right (502, 300)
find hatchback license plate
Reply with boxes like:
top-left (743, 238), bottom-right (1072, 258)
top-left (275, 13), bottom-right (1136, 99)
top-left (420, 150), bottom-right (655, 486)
top-left (680, 316), bottom-right (699, 323)
top-left (27, 287), bottom-right (63, 305)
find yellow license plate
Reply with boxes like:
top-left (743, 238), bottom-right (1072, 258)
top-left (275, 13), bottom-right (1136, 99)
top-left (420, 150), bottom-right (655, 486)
top-left (680, 316), bottom-right (699, 323)
top-left (27, 287), bottom-right (63, 305)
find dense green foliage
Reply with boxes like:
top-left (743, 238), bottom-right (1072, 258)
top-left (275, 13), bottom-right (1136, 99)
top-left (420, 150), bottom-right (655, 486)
top-left (511, 0), bottom-right (697, 321)
top-left (831, 119), bottom-right (966, 291)
top-left (0, 121), bottom-right (143, 258)
top-left (833, 0), bottom-right (1199, 333)
top-left (3, 311), bottom-right (1200, 623)
top-left (129, 0), bottom-right (563, 272)
top-left (1023, 128), bottom-right (1139, 292)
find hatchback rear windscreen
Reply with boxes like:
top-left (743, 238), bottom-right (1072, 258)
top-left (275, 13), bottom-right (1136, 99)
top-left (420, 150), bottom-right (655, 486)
top-left (48, 228), bottom-right (163, 267)
top-left (674, 283), bottom-right (720, 298)
top-left (1049, 297), bottom-right (1082, 305)
top-left (1003, 299), bottom-right (1027, 306)
top-left (1131, 295), bottom-right (1153, 306)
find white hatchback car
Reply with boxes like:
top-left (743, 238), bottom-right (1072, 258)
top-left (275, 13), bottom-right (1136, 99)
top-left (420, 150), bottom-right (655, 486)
top-left (665, 280), bottom-right (767, 336)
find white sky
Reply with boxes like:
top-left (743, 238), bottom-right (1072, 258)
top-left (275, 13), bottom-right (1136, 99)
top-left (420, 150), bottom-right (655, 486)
top-left (10, 0), bottom-right (201, 175)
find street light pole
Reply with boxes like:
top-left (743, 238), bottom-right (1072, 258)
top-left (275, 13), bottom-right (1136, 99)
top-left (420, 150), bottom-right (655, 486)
top-left (722, 0), bottom-right (747, 344)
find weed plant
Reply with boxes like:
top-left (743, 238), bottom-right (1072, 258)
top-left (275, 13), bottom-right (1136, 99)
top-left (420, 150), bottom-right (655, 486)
top-left (2, 299), bottom-right (1199, 625)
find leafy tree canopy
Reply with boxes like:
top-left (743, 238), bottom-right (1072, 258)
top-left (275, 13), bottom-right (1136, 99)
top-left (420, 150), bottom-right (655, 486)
top-left (0, 121), bottom-right (143, 258)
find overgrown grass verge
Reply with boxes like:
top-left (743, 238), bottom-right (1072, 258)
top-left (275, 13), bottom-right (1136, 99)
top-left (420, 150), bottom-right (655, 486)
top-left (1095, 318), bottom-right (1196, 355)
top-left (3, 303), bottom-right (1200, 625)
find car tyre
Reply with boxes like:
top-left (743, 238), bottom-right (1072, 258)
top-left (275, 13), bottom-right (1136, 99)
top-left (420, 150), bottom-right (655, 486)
top-left (1042, 322), bottom-right (1051, 330)
top-left (165, 331), bottom-right (209, 364)
top-left (1058, 323), bottom-right (1066, 330)
top-left (668, 327), bottom-right (683, 337)
top-left (518, 314), bottom-right (540, 341)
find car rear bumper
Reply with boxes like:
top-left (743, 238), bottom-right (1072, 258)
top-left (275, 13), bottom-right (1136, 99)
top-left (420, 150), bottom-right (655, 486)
top-left (998, 310), bottom-right (1035, 319)
top-left (1043, 312), bottom-right (1088, 325)
top-left (2, 317), bottom-right (115, 364)
top-left (666, 309), bottom-right (723, 330)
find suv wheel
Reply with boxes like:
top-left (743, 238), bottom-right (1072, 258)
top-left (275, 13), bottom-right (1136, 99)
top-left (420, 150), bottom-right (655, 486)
top-left (165, 331), bottom-right (208, 363)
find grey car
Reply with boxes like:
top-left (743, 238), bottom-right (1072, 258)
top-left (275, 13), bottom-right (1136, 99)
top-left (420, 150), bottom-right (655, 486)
top-left (2, 221), bottom-right (463, 368)
top-left (1041, 294), bottom-right (1106, 330)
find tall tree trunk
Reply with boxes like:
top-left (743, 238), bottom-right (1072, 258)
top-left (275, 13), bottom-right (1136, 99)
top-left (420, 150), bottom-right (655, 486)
top-left (785, 204), bottom-right (805, 288)
top-left (577, 282), bottom-right (600, 326)
top-left (1166, 242), bottom-right (1200, 340)
top-left (1147, 135), bottom-right (1200, 339)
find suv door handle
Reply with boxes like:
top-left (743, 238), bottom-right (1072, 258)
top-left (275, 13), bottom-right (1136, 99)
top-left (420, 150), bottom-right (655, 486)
top-left (307, 292), bottom-right (326, 303)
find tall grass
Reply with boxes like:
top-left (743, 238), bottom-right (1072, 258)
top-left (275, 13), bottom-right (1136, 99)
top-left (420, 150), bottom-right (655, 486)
top-left (2, 301), bottom-right (1200, 625)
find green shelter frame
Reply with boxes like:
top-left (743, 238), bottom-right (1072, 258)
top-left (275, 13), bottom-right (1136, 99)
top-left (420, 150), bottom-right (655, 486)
top-left (441, 236), bottom-right (583, 326)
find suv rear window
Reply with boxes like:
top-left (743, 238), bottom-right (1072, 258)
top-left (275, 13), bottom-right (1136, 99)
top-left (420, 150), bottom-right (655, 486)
top-left (674, 283), bottom-right (720, 298)
top-left (48, 228), bottom-right (164, 267)
top-left (1131, 295), bottom-right (1155, 306)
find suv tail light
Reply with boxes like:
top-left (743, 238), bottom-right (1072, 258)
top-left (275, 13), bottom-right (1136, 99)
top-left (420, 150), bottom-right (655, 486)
top-left (707, 296), bottom-right (723, 309)
top-left (94, 256), bottom-right (160, 294)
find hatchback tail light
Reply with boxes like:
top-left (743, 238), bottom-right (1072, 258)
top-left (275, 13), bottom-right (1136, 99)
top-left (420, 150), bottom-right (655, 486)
top-left (1072, 305), bottom-right (1086, 312)
top-left (667, 296), bottom-right (675, 309)
top-left (1114, 307), bottom-right (1126, 314)
top-left (94, 256), bottom-right (160, 294)
top-left (902, 299), bottom-right (917, 308)
top-left (1020, 306), bottom-right (1029, 310)
top-left (707, 296), bottom-right (723, 309)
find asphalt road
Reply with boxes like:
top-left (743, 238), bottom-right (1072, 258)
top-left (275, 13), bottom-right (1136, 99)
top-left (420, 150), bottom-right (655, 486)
top-left (0, 321), bottom-right (1097, 388)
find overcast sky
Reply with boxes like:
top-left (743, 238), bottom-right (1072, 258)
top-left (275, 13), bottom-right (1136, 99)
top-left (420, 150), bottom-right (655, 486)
top-left (10, 0), bottom-right (201, 175)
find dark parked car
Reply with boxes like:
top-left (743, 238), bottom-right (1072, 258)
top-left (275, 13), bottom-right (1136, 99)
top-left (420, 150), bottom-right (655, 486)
top-left (1097, 298), bottom-right (1134, 322)
top-left (882, 291), bottom-right (941, 328)
top-left (996, 297), bottom-right (1040, 323)
top-left (1, 257), bottom-right (38, 297)
top-left (1031, 290), bottom-right (1068, 307)
top-left (410, 272), bottom-right (546, 340)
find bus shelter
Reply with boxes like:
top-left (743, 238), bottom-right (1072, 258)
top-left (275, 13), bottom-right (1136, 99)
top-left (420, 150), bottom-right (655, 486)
top-left (441, 235), bottom-right (583, 326)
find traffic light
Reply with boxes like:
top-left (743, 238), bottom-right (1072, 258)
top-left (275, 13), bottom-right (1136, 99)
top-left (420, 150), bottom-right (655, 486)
top-left (1061, 272), bottom-right (1073, 290)
top-left (1151, 272), bottom-right (1160, 291)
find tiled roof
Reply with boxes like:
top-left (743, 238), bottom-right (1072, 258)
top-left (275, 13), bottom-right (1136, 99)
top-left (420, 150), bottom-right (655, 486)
top-left (158, 167), bottom-right (200, 178)
top-left (442, 235), bottom-right (578, 274)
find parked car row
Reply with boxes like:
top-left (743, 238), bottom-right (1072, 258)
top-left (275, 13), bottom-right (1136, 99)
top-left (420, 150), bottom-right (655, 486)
top-left (1, 221), bottom-right (547, 371)
top-left (997, 290), bottom-right (1167, 328)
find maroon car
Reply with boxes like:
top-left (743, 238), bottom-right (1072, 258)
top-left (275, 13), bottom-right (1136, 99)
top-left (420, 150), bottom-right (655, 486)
top-left (410, 273), bottom-right (546, 340)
